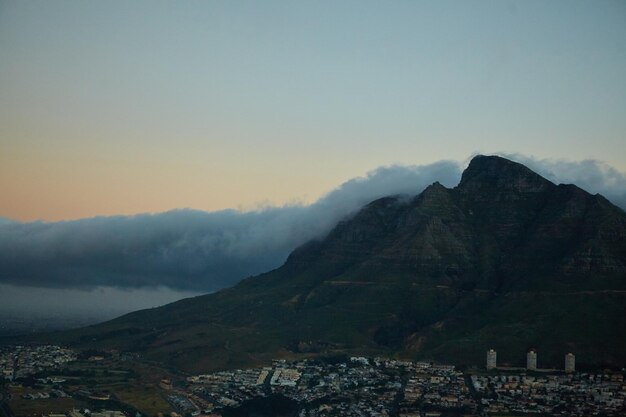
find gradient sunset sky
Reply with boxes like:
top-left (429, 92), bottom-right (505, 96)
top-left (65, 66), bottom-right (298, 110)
top-left (1, 0), bottom-right (625, 222)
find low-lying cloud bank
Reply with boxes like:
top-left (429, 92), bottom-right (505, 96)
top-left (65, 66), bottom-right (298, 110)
top-left (0, 160), bottom-right (461, 291)
top-left (1, 155), bottom-right (624, 293)
top-left (0, 284), bottom-right (200, 320)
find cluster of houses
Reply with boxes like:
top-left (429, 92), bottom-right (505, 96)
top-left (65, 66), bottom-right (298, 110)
top-left (472, 372), bottom-right (626, 416)
top-left (0, 345), bottom-right (76, 381)
top-left (183, 357), bottom-right (478, 416)
top-left (46, 409), bottom-right (126, 417)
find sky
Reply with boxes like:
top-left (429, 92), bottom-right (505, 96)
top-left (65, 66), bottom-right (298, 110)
top-left (1, 0), bottom-right (625, 222)
top-left (0, 1), bottom-right (625, 323)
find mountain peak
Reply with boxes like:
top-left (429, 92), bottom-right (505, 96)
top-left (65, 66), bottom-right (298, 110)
top-left (458, 155), bottom-right (554, 193)
top-left (37, 154), bottom-right (626, 373)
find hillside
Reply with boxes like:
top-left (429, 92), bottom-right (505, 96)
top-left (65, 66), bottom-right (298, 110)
top-left (39, 155), bottom-right (626, 372)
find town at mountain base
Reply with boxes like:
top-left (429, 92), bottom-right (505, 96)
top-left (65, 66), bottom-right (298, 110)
top-left (35, 155), bottom-right (626, 373)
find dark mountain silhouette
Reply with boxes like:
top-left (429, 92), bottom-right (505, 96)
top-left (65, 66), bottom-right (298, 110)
top-left (38, 155), bottom-right (626, 372)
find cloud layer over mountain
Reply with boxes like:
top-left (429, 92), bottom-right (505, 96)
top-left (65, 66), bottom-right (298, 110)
top-left (1, 155), bottom-right (624, 293)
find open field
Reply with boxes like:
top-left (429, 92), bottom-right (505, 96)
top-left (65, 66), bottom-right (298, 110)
top-left (113, 385), bottom-right (172, 416)
top-left (6, 386), bottom-right (82, 417)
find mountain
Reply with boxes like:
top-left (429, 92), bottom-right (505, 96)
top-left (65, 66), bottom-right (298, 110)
top-left (37, 155), bottom-right (626, 372)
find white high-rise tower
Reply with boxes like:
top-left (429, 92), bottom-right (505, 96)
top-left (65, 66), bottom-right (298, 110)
top-left (527, 350), bottom-right (537, 370)
top-left (565, 353), bottom-right (575, 373)
top-left (486, 349), bottom-right (497, 369)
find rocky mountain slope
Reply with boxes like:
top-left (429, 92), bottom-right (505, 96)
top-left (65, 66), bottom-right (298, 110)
top-left (42, 155), bottom-right (626, 372)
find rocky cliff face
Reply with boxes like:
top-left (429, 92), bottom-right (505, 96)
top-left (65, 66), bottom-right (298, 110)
top-left (45, 155), bottom-right (626, 372)
top-left (286, 155), bottom-right (625, 292)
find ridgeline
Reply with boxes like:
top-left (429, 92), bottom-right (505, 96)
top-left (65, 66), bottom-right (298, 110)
top-left (32, 155), bottom-right (626, 373)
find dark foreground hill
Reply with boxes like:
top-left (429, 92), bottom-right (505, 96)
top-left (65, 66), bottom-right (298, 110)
top-left (35, 155), bottom-right (626, 372)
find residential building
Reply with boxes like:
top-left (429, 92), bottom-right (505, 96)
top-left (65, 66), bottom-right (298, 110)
top-left (565, 353), bottom-right (575, 373)
top-left (527, 350), bottom-right (537, 370)
top-left (486, 349), bottom-right (497, 370)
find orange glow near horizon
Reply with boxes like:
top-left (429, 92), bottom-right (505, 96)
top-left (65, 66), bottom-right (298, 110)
top-left (2, 1), bottom-right (625, 221)
top-left (0, 138), bottom-right (373, 222)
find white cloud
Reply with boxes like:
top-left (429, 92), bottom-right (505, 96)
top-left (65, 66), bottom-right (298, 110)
top-left (0, 155), bottom-right (623, 296)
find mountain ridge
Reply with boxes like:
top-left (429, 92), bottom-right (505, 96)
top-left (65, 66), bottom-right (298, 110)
top-left (26, 155), bottom-right (626, 372)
